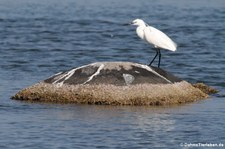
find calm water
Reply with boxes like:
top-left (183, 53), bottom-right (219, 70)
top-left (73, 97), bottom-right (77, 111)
top-left (1, 0), bottom-right (225, 148)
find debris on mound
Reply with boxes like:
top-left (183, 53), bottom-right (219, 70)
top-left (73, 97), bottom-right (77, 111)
top-left (193, 83), bottom-right (218, 94)
top-left (12, 62), bottom-right (212, 105)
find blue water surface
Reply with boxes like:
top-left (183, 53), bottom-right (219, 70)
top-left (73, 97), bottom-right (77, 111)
top-left (0, 0), bottom-right (225, 148)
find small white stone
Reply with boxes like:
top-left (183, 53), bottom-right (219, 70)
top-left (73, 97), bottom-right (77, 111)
top-left (123, 74), bottom-right (135, 85)
top-left (135, 71), bottom-right (140, 73)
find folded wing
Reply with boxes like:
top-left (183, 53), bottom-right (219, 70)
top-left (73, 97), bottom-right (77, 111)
top-left (144, 26), bottom-right (177, 51)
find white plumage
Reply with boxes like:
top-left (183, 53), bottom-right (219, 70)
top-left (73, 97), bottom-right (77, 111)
top-left (131, 18), bottom-right (177, 67)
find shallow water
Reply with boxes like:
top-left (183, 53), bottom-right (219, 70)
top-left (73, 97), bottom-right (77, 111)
top-left (1, 0), bottom-right (225, 148)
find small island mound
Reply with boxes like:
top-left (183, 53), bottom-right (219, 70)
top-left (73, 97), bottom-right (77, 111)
top-left (12, 62), bottom-right (217, 105)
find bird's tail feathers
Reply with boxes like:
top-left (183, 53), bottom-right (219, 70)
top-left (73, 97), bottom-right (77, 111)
top-left (172, 41), bottom-right (177, 51)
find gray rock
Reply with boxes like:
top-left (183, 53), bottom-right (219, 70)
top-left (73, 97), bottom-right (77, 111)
top-left (44, 62), bottom-right (182, 86)
top-left (12, 62), bottom-right (210, 105)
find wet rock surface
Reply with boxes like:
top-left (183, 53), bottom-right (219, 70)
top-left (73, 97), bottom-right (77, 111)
top-left (44, 62), bottom-right (182, 86)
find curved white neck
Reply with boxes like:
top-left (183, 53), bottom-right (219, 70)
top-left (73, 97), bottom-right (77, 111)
top-left (136, 25), bottom-right (146, 40)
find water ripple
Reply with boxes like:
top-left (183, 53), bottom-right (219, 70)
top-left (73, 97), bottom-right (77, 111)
top-left (1, 0), bottom-right (225, 148)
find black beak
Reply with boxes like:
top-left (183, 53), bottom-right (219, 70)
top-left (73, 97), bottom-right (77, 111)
top-left (122, 23), bottom-right (132, 26)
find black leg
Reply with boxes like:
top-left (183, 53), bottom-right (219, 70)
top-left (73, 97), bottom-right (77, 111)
top-left (158, 49), bottom-right (161, 68)
top-left (149, 49), bottom-right (158, 66)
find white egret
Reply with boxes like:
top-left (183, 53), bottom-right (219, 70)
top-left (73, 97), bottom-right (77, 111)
top-left (131, 19), bottom-right (177, 67)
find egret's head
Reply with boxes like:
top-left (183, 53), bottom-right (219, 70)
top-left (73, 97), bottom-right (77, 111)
top-left (130, 19), bottom-right (146, 26)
